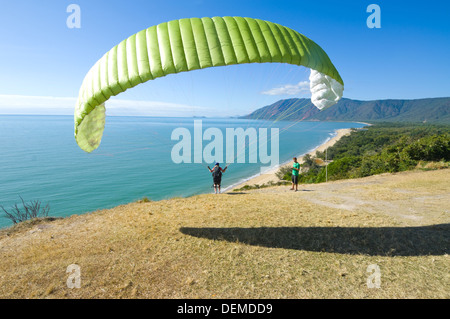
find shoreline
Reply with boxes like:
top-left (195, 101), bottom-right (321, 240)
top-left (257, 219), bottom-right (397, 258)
top-left (226, 128), bottom-right (354, 191)
top-left (0, 128), bottom-right (357, 229)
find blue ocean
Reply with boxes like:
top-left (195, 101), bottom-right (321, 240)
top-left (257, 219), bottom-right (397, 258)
top-left (0, 115), bottom-right (366, 228)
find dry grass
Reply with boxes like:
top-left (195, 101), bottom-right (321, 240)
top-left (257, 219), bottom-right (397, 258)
top-left (0, 169), bottom-right (449, 299)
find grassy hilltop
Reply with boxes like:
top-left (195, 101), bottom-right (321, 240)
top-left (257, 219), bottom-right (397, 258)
top-left (0, 168), bottom-right (448, 299)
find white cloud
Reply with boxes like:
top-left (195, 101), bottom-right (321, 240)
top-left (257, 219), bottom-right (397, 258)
top-left (0, 95), bottom-right (76, 111)
top-left (0, 95), bottom-right (214, 117)
top-left (261, 81), bottom-right (311, 96)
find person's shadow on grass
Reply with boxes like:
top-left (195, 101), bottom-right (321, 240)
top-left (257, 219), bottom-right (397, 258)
top-left (180, 224), bottom-right (449, 256)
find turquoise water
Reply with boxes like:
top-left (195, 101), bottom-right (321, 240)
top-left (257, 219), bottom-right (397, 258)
top-left (0, 115), bottom-right (366, 228)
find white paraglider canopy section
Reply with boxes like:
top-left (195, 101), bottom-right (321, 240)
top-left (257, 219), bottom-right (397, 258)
top-left (309, 69), bottom-right (344, 110)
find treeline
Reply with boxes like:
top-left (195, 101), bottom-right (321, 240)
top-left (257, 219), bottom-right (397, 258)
top-left (277, 123), bottom-right (450, 184)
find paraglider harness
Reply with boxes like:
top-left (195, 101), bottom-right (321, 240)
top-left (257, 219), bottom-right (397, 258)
top-left (208, 165), bottom-right (225, 187)
top-left (212, 166), bottom-right (222, 183)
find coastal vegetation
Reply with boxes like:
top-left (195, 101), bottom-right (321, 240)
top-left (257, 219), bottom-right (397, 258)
top-left (278, 123), bottom-right (450, 184)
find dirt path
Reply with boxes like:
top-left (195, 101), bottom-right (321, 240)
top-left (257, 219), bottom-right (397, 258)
top-left (249, 169), bottom-right (450, 226)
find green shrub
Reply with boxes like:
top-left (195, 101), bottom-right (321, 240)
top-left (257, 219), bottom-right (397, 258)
top-left (316, 156), bottom-right (361, 182)
top-left (404, 134), bottom-right (450, 161)
top-left (276, 165), bottom-right (292, 181)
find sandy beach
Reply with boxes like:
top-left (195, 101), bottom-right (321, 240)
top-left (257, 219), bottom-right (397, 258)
top-left (228, 128), bottom-right (353, 190)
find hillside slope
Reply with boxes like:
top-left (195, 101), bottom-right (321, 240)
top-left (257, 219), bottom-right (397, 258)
top-left (0, 169), bottom-right (449, 299)
top-left (241, 97), bottom-right (450, 123)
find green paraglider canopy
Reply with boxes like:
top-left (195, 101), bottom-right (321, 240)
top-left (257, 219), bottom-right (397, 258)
top-left (75, 16), bottom-right (344, 152)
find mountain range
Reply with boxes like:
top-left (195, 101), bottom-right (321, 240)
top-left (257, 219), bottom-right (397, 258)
top-left (241, 97), bottom-right (450, 123)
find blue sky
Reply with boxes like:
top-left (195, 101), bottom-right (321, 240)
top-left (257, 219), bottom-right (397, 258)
top-left (0, 0), bottom-right (449, 117)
